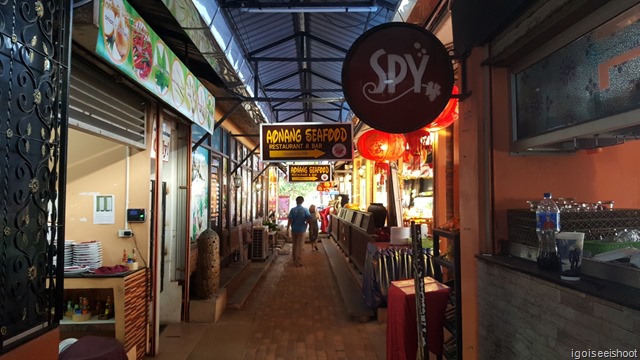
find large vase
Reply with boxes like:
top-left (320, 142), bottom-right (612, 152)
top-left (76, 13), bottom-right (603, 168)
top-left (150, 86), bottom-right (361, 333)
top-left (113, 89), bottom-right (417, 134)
top-left (195, 229), bottom-right (220, 300)
top-left (367, 203), bottom-right (387, 229)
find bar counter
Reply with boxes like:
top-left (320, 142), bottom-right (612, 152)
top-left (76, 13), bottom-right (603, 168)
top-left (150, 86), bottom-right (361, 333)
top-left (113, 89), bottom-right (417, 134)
top-left (476, 254), bottom-right (640, 311)
top-left (476, 254), bottom-right (640, 359)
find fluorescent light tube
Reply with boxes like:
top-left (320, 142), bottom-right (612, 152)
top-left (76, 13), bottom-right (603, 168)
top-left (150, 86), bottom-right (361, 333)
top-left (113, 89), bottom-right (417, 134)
top-left (241, 6), bottom-right (378, 13)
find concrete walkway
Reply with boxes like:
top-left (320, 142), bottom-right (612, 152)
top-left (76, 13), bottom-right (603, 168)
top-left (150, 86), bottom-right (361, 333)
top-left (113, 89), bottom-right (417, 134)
top-left (146, 234), bottom-right (386, 360)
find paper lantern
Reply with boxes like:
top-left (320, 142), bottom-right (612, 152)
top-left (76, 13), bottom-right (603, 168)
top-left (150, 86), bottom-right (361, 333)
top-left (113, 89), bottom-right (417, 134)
top-left (425, 85), bottom-right (459, 132)
top-left (374, 161), bottom-right (390, 174)
top-left (404, 128), bottom-right (431, 169)
top-left (405, 128), bottom-right (431, 155)
top-left (357, 130), bottom-right (406, 162)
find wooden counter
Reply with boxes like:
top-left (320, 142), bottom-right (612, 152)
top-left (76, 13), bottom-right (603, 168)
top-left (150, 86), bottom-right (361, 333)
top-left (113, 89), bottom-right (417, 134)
top-left (62, 268), bottom-right (148, 360)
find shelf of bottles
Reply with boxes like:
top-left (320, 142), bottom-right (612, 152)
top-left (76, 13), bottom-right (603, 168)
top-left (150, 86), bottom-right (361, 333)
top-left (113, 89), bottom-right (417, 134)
top-left (61, 268), bottom-right (147, 360)
top-left (60, 286), bottom-right (116, 323)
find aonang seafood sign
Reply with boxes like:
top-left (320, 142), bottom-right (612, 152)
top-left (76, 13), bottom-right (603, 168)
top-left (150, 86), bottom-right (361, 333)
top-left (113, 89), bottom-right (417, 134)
top-left (288, 165), bottom-right (332, 182)
top-left (260, 123), bottom-right (353, 162)
top-left (96, 0), bottom-right (215, 134)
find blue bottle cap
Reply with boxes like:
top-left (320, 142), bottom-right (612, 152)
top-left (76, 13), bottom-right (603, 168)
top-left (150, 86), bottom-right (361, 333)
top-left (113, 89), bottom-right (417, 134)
top-left (543, 193), bottom-right (552, 198)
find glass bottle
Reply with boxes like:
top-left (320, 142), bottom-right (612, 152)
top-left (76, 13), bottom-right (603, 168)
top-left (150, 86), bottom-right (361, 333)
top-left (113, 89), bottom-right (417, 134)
top-left (535, 193), bottom-right (561, 271)
top-left (105, 295), bottom-right (112, 317)
top-left (82, 297), bottom-right (89, 315)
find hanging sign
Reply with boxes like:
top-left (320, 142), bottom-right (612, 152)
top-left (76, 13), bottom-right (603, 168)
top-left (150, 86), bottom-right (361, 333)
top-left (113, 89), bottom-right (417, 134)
top-left (96, 0), bottom-right (215, 134)
top-left (260, 123), bottom-right (353, 162)
top-left (342, 23), bottom-right (454, 134)
top-left (288, 165), bottom-right (332, 182)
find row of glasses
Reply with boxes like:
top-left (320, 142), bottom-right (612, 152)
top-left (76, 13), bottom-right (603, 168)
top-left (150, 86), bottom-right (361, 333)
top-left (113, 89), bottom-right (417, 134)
top-left (526, 198), bottom-right (614, 212)
top-left (560, 199), bottom-right (615, 212)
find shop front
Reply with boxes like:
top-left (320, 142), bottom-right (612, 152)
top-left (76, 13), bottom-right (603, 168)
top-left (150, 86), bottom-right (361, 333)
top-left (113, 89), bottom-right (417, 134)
top-left (63, 55), bottom-right (153, 359)
top-left (62, 0), bottom-right (231, 356)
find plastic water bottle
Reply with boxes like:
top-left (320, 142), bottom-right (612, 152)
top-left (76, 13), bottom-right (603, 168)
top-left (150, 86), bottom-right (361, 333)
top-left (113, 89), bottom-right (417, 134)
top-left (535, 193), bottom-right (561, 271)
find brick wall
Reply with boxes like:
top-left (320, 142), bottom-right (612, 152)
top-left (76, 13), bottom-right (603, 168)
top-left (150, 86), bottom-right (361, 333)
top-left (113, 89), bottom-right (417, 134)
top-left (478, 261), bottom-right (640, 360)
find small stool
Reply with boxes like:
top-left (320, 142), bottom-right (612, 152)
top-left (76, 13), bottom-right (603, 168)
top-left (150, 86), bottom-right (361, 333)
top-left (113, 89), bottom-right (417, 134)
top-left (59, 336), bottom-right (127, 360)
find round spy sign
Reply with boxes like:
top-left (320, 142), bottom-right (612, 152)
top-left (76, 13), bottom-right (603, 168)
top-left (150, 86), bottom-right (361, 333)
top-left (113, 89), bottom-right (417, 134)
top-left (342, 23), bottom-right (454, 134)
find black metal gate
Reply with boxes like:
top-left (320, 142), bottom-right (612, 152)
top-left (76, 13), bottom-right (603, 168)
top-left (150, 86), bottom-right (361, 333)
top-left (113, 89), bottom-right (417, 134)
top-left (0, 0), bottom-right (71, 353)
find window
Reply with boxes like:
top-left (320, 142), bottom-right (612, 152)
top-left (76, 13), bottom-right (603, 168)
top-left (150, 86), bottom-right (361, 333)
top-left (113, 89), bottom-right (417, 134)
top-left (513, 3), bottom-right (640, 142)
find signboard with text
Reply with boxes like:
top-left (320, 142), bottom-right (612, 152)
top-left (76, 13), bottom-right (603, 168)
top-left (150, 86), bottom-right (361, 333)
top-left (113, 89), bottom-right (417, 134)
top-left (288, 165), bottom-right (332, 182)
top-left (342, 23), bottom-right (454, 134)
top-left (260, 123), bottom-right (353, 162)
top-left (96, 0), bottom-right (215, 134)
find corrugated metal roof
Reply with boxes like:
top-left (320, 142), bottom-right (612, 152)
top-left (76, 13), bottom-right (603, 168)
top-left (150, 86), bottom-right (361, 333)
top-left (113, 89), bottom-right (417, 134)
top-left (218, 1), bottom-right (401, 124)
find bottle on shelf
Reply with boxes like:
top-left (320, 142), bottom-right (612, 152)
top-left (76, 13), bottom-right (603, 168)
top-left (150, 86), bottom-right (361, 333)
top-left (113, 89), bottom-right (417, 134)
top-left (82, 297), bottom-right (89, 315)
top-left (104, 295), bottom-right (112, 318)
top-left (535, 193), bottom-right (561, 271)
top-left (122, 249), bottom-right (128, 263)
top-left (131, 248), bottom-right (137, 262)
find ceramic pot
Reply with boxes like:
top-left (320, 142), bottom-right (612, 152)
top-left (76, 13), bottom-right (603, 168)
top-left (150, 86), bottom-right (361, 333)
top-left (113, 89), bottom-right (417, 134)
top-left (367, 203), bottom-right (387, 229)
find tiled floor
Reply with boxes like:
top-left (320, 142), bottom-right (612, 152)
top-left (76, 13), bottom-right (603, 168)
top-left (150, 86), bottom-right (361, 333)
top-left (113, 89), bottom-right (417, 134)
top-left (146, 237), bottom-right (387, 360)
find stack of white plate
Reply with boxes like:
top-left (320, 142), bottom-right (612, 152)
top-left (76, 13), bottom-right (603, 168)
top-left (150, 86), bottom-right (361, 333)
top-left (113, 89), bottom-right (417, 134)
top-left (63, 265), bottom-right (89, 274)
top-left (72, 241), bottom-right (103, 269)
top-left (63, 240), bottom-right (75, 267)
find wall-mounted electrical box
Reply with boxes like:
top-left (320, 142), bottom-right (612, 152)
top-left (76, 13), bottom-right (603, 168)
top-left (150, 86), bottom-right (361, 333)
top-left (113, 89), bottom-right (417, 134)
top-left (127, 208), bottom-right (146, 223)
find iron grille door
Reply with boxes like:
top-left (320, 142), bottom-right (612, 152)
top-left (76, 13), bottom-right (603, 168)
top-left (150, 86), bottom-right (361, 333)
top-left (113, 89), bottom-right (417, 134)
top-left (0, 0), bottom-right (71, 353)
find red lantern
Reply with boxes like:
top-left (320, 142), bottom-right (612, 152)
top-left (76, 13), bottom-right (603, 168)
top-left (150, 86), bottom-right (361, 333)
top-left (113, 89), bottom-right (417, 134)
top-left (425, 85), bottom-right (459, 132)
top-left (402, 149), bottom-right (412, 163)
top-left (405, 128), bottom-right (430, 155)
top-left (357, 130), bottom-right (405, 162)
top-left (404, 128), bottom-right (430, 169)
top-left (374, 161), bottom-right (390, 174)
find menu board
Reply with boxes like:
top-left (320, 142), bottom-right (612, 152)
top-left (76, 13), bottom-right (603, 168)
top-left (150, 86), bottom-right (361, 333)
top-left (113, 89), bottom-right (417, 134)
top-left (96, 0), bottom-right (215, 135)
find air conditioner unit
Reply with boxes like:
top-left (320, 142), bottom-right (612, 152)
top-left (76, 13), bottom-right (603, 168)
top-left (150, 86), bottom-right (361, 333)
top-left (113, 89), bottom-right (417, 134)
top-left (251, 226), bottom-right (269, 261)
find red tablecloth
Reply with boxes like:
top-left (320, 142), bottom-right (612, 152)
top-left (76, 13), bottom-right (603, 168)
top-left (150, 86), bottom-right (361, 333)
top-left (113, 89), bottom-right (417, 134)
top-left (386, 277), bottom-right (451, 359)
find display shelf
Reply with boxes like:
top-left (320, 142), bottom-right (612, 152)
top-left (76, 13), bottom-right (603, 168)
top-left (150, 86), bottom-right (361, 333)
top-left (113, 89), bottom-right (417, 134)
top-left (61, 268), bottom-right (147, 360)
top-left (433, 256), bottom-right (454, 271)
top-left (443, 337), bottom-right (457, 360)
top-left (431, 229), bottom-right (462, 360)
top-left (60, 316), bottom-right (116, 325)
top-left (443, 306), bottom-right (457, 336)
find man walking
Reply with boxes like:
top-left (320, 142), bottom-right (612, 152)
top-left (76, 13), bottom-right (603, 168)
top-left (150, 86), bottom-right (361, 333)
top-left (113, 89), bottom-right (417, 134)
top-left (287, 196), bottom-right (311, 267)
